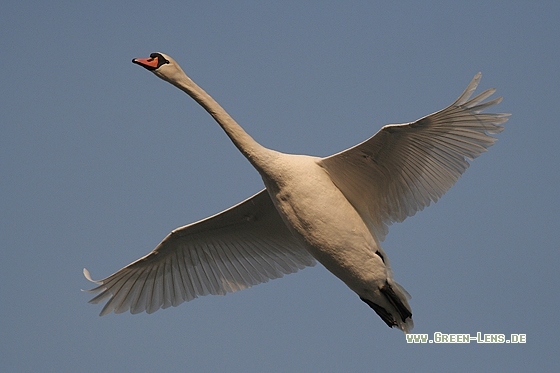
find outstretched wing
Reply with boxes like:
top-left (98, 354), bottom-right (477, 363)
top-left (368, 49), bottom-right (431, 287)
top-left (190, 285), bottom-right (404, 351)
top-left (84, 189), bottom-right (315, 316)
top-left (319, 73), bottom-right (509, 241)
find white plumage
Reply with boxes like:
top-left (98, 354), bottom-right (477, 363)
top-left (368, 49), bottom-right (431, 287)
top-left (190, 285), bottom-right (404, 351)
top-left (84, 53), bottom-right (508, 333)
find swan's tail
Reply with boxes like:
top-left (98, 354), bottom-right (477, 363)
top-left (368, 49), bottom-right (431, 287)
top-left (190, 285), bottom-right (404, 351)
top-left (360, 281), bottom-right (414, 333)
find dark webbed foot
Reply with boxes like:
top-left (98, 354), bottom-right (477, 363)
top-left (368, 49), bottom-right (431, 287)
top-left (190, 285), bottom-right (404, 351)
top-left (360, 296), bottom-right (397, 328)
top-left (360, 281), bottom-right (412, 329)
top-left (380, 282), bottom-right (412, 322)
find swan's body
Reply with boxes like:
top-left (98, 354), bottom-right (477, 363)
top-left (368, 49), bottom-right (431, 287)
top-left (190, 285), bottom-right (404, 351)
top-left (84, 53), bottom-right (508, 333)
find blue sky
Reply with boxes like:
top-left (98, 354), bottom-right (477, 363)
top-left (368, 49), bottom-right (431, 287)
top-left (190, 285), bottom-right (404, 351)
top-left (1, 1), bottom-right (558, 372)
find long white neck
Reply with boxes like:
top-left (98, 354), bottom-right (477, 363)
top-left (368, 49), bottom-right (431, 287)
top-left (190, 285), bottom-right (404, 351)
top-left (163, 70), bottom-right (274, 171)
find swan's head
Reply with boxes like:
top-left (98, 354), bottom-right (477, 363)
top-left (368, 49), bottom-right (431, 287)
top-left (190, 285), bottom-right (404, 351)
top-left (132, 52), bottom-right (185, 84)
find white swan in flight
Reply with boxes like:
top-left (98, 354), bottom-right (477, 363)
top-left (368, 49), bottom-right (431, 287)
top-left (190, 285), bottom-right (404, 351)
top-left (84, 52), bottom-right (508, 333)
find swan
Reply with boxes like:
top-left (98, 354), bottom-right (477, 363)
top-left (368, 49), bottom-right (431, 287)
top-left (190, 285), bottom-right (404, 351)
top-left (84, 52), bottom-right (508, 333)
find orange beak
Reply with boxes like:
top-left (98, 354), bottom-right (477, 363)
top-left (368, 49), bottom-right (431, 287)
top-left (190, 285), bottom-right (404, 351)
top-left (132, 56), bottom-right (160, 70)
